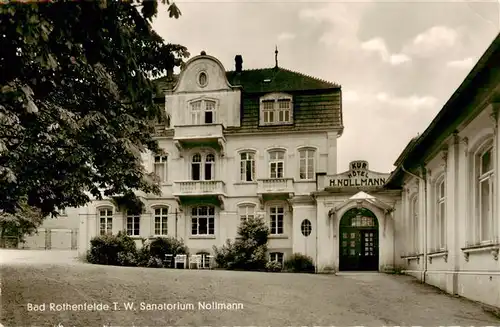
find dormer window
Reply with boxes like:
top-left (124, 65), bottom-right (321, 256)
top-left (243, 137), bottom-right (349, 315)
top-left (259, 93), bottom-right (293, 126)
top-left (190, 99), bottom-right (216, 124)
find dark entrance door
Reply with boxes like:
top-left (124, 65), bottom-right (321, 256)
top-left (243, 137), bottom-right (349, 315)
top-left (339, 208), bottom-right (379, 271)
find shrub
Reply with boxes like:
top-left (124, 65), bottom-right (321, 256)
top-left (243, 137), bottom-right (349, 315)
top-left (213, 216), bottom-right (270, 271)
top-left (87, 231), bottom-right (137, 266)
top-left (265, 261), bottom-right (282, 272)
top-left (134, 236), bottom-right (188, 267)
top-left (283, 253), bottom-right (315, 273)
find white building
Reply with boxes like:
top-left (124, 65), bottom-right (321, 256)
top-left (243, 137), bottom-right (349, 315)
top-left (386, 33), bottom-right (500, 308)
top-left (23, 33), bottom-right (500, 308)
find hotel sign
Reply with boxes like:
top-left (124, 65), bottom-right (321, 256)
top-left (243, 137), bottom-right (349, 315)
top-left (323, 160), bottom-right (389, 189)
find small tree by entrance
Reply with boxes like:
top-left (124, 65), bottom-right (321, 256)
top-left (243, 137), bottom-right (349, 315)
top-left (339, 207), bottom-right (379, 271)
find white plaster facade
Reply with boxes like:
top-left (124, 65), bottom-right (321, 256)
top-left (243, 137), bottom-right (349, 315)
top-left (398, 107), bottom-right (500, 308)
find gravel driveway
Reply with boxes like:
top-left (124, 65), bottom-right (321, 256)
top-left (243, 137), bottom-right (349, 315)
top-left (0, 250), bottom-right (499, 326)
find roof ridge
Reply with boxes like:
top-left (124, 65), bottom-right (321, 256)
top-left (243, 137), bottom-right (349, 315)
top-left (278, 67), bottom-right (340, 87)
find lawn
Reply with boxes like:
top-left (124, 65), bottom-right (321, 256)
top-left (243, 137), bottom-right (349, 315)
top-left (1, 259), bottom-right (499, 326)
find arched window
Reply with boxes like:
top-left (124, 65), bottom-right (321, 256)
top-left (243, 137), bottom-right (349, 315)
top-left (153, 207), bottom-right (168, 236)
top-left (411, 196), bottom-right (419, 253)
top-left (205, 154), bottom-right (215, 181)
top-left (98, 208), bottom-right (113, 235)
top-left (269, 150), bottom-right (285, 179)
top-left (238, 204), bottom-right (255, 222)
top-left (154, 154), bottom-right (168, 183)
top-left (435, 177), bottom-right (446, 250)
top-left (191, 153), bottom-right (215, 181)
top-left (298, 148), bottom-right (315, 180)
top-left (240, 151), bottom-right (256, 182)
top-left (190, 99), bottom-right (216, 124)
top-left (476, 144), bottom-right (494, 242)
top-left (301, 219), bottom-right (312, 237)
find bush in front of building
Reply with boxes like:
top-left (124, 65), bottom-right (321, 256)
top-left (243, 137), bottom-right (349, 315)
top-left (213, 216), bottom-right (270, 271)
top-left (87, 231), bottom-right (137, 266)
top-left (283, 253), bottom-right (315, 273)
top-left (145, 236), bottom-right (189, 267)
top-left (265, 261), bottom-right (282, 272)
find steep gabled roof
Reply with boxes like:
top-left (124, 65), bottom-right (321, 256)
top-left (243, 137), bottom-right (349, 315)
top-left (152, 66), bottom-right (340, 97)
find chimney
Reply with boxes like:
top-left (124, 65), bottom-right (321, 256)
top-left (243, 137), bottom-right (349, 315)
top-left (235, 55), bottom-right (243, 73)
top-left (166, 66), bottom-right (174, 79)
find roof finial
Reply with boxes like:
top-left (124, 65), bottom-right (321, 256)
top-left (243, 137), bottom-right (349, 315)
top-left (275, 45), bottom-right (278, 68)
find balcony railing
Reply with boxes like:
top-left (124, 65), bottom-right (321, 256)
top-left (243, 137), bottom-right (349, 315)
top-left (173, 124), bottom-right (225, 154)
top-left (257, 178), bottom-right (294, 194)
top-left (173, 180), bottom-right (226, 196)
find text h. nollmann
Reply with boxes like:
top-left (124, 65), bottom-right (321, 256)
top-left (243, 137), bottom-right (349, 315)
top-left (198, 301), bottom-right (243, 310)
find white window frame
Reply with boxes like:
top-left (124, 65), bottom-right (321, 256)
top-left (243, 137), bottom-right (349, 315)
top-left (259, 93), bottom-right (293, 125)
top-left (269, 252), bottom-right (284, 265)
top-left (269, 205), bottom-right (285, 235)
top-left (189, 99), bottom-right (217, 125)
top-left (191, 205), bottom-right (215, 236)
top-left (126, 211), bottom-right (140, 236)
top-left (435, 177), bottom-right (446, 251)
top-left (269, 150), bottom-right (285, 179)
top-left (153, 207), bottom-right (169, 236)
top-left (475, 145), bottom-right (495, 243)
top-left (298, 148), bottom-right (316, 180)
top-left (240, 151), bottom-right (256, 182)
top-left (98, 208), bottom-right (113, 235)
top-left (154, 155), bottom-right (168, 183)
top-left (411, 196), bottom-right (419, 253)
top-left (191, 153), bottom-right (216, 181)
top-left (238, 204), bottom-right (255, 223)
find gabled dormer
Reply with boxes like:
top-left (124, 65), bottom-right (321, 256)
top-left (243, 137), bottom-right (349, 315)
top-left (166, 51), bottom-right (242, 128)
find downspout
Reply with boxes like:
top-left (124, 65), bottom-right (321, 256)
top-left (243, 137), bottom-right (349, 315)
top-left (401, 165), bottom-right (428, 284)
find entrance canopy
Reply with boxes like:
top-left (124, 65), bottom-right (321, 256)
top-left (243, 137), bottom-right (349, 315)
top-left (328, 191), bottom-right (394, 218)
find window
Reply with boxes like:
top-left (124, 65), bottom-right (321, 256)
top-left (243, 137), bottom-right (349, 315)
top-left (154, 207), bottom-right (168, 235)
top-left (99, 209), bottom-right (113, 235)
top-left (57, 207), bottom-right (67, 216)
top-left (269, 252), bottom-right (284, 265)
top-left (299, 149), bottom-right (315, 180)
top-left (191, 206), bottom-right (215, 235)
top-left (154, 155), bottom-right (168, 183)
top-left (436, 178), bottom-right (446, 250)
top-left (240, 152), bottom-right (256, 182)
top-left (191, 153), bottom-right (216, 181)
top-left (269, 205), bottom-right (284, 235)
top-left (238, 204), bottom-right (255, 222)
top-left (411, 196), bottom-right (419, 253)
top-left (126, 211), bottom-right (140, 236)
top-left (301, 219), bottom-right (312, 237)
top-left (190, 99), bottom-right (216, 124)
top-left (198, 72), bottom-right (208, 87)
top-left (269, 150), bottom-right (285, 178)
top-left (260, 93), bottom-right (293, 125)
top-left (476, 146), bottom-right (494, 242)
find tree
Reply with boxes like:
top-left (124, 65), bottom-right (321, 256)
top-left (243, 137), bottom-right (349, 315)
top-left (0, 197), bottom-right (44, 248)
top-left (0, 0), bottom-right (189, 222)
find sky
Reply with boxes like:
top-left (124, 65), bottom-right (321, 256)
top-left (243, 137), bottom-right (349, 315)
top-left (151, 0), bottom-right (500, 173)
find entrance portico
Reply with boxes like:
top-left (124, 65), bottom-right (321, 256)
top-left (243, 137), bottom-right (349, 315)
top-left (329, 192), bottom-right (395, 271)
top-left (313, 161), bottom-right (401, 273)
